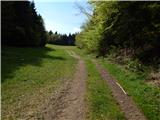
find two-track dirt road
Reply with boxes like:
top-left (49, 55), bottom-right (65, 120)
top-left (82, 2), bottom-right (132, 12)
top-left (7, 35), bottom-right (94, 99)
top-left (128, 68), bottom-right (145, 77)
top-left (42, 51), bottom-right (147, 120)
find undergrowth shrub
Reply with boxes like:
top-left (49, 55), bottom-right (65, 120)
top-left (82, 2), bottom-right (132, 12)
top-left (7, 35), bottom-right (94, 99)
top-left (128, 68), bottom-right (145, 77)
top-left (106, 46), bottom-right (149, 77)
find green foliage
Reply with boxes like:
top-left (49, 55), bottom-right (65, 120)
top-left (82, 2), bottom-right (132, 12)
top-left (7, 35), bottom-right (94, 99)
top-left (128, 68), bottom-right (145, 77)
top-left (127, 59), bottom-right (148, 74)
top-left (105, 46), bottom-right (149, 75)
top-left (2, 1), bottom-right (47, 47)
top-left (76, 1), bottom-right (160, 65)
top-left (47, 31), bottom-right (76, 45)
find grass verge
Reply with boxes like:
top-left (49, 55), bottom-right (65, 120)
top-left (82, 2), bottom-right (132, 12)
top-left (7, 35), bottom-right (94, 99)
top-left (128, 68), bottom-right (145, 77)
top-left (85, 59), bottom-right (125, 120)
top-left (99, 59), bottom-right (160, 120)
top-left (2, 44), bottom-right (77, 119)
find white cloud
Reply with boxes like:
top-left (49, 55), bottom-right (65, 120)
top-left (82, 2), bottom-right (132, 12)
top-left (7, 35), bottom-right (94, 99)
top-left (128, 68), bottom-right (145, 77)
top-left (73, 27), bottom-right (81, 33)
top-left (44, 19), bottom-right (63, 32)
top-left (34, 0), bottom-right (86, 3)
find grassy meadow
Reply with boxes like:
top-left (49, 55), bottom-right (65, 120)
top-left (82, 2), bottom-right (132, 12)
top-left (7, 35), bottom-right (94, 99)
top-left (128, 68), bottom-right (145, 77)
top-left (2, 44), bottom-right (77, 119)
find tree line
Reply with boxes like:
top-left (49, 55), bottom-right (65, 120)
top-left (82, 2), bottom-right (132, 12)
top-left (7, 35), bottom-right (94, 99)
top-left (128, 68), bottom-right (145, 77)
top-left (76, 1), bottom-right (160, 66)
top-left (2, 1), bottom-right (47, 47)
top-left (2, 1), bottom-right (77, 47)
top-left (47, 31), bottom-right (77, 45)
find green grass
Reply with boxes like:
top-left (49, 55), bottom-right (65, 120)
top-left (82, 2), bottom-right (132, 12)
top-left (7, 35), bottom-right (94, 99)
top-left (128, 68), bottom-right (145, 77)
top-left (85, 59), bottom-right (125, 120)
top-left (50, 44), bottom-right (76, 50)
top-left (2, 44), bottom-right (77, 119)
top-left (3, 45), bottom-right (158, 120)
top-left (99, 59), bottom-right (160, 120)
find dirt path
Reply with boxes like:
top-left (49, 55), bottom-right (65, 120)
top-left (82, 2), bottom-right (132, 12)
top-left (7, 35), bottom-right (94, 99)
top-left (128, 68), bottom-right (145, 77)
top-left (42, 50), bottom-right (87, 120)
top-left (92, 60), bottom-right (147, 120)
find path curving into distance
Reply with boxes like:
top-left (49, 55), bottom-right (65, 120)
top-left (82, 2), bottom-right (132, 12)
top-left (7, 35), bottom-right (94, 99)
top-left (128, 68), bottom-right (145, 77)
top-left (41, 50), bottom-right (147, 120)
top-left (42, 50), bottom-right (87, 120)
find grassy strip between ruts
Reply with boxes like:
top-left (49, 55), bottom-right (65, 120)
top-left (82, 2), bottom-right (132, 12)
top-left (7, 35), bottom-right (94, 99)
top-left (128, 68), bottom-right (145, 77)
top-left (99, 59), bottom-right (160, 120)
top-left (85, 59), bottom-right (125, 120)
top-left (2, 44), bottom-right (77, 119)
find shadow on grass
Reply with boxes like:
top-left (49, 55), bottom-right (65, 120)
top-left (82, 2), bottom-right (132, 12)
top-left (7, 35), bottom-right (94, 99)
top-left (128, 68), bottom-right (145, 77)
top-left (1, 46), bottom-right (65, 83)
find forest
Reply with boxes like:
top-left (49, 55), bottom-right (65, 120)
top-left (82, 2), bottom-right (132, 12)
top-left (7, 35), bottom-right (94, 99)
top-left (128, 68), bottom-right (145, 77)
top-left (3, 1), bottom-right (159, 67)
top-left (2, 1), bottom-right (77, 47)
top-left (76, 1), bottom-right (160, 68)
top-left (1, 1), bottom-right (160, 120)
top-left (2, 1), bottom-right (47, 47)
top-left (47, 31), bottom-right (76, 45)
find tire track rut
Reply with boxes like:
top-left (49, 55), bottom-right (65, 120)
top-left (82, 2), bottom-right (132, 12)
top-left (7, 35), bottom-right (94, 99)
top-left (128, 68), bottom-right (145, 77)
top-left (93, 60), bottom-right (147, 120)
top-left (42, 50), bottom-right (87, 120)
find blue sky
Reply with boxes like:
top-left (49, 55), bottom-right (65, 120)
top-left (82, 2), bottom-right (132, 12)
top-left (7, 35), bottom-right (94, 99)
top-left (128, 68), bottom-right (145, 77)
top-left (34, 0), bottom-right (90, 34)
